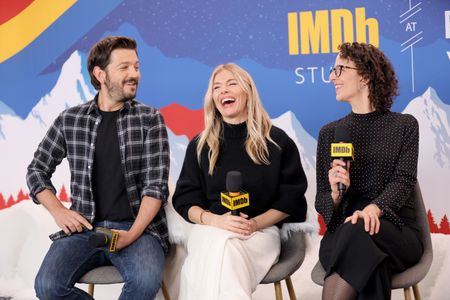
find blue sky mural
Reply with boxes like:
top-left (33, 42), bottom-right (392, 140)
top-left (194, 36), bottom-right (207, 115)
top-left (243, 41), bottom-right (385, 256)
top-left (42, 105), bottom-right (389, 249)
top-left (1, 0), bottom-right (449, 137)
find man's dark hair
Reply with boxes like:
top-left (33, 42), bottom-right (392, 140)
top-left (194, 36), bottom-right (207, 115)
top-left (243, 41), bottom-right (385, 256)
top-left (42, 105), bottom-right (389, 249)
top-left (87, 36), bottom-right (137, 90)
top-left (338, 42), bottom-right (398, 112)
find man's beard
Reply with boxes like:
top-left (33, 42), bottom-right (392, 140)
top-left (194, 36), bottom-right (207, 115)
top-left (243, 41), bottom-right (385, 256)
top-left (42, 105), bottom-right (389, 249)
top-left (105, 76), bottom-right (138, 102)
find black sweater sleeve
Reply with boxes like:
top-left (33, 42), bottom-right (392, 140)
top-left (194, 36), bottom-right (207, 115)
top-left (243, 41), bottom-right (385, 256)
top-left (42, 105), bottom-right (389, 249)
top-left (172, 138), bottom-right (208, 222)
top-left (270, 128), bottom-right (308, 222)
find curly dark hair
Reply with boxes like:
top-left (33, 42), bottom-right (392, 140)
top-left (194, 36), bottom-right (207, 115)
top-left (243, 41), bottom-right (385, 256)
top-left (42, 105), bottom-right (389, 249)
top-left (87, 36), bottom-right (137, 90)
top-left (338, 42), bottom-right (398, 112)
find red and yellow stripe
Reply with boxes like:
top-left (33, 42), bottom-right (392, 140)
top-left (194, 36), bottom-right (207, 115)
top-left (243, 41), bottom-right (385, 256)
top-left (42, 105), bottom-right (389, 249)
top-left (0, 0), bottom-right (77, 63)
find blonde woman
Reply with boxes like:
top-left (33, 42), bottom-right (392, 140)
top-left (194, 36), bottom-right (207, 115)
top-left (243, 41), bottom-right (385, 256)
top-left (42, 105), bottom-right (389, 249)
top-left (172, 63), bottom-right (308, 299)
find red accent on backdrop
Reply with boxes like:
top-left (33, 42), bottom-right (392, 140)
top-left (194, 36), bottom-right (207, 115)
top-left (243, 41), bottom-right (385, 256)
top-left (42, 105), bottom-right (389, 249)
top-left (1, 186), bottom-right (450, 234)
top-left (318, 211), bottom-right (450, 235)
top-left (0, 0), bottom-right (34, 25)
top-left (160, 103), bottom-right (204, 140)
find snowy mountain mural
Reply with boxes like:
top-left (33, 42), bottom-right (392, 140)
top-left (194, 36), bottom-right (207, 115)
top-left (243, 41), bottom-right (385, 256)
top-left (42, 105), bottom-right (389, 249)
top-left (1, 48), bottom-right (449, 299)
top-left (1, 1), bottom-right (449, 298)
top-left (0, 51), bottom-right (91, 202)
top-left (404, 88), bottom-right (450, 222)
top-left (1, 50), bottom-right (448, 224)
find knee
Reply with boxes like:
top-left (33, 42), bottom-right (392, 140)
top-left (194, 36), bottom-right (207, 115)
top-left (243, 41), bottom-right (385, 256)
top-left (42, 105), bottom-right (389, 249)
top-left (335, 220), bottom-right (370, 245)
top-left (35, 269), bottom-right (86, 300)
top-left (342, 219), bottom-right (366, 234)
top-left (35, 271), bottom-right (60, 299)
top-left (124, 269), bottom-right (163, 298)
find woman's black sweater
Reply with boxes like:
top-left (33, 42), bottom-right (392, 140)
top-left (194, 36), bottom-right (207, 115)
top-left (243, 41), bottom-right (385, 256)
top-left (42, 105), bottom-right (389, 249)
top-left (173, 122), bottom-right (308, 224)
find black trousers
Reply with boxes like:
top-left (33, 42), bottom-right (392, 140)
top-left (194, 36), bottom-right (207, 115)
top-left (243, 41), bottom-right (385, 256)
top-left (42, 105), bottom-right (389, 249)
top-left (319, 217), bottom-right (423, 300)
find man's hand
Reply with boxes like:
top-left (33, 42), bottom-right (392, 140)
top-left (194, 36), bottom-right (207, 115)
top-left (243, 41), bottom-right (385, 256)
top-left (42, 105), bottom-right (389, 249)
top-left (52, 206), bottom-right (93, 235)
top-left (110, 196), bottom-right (162, 251)
top-left (114, 230), bottom-right (137, 250)
top-left (36, 188), bottom-right (92, 235)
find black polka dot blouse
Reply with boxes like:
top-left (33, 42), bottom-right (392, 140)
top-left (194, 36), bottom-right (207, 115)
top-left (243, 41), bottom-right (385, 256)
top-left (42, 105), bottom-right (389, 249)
top-left (315, 111), bottom-right (419, 232)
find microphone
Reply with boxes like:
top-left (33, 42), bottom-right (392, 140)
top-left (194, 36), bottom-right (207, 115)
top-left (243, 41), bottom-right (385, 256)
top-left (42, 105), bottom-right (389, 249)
top-left (220, 171), bottom-right (250, 216)
top-left (88, 227), bottom-right (119, 252)
top-left (331, 126), bottom-right (354, 197)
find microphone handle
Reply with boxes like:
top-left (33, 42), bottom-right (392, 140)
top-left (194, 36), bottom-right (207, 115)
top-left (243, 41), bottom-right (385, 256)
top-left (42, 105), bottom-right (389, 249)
top-left (338, 182), bottom-right (346, 197)
top-left (231, 209), bottom-right (240, 216)
top-left (88, 232), bottom-right (109, 248)
top-left (338, 158), bottom-right (346, 197)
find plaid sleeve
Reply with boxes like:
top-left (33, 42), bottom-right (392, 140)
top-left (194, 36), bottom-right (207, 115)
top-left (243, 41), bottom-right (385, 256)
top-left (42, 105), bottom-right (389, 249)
top-left (26, 114), bottom-right (67, 203)
top-left (141, 110), bottom-right (170, 205)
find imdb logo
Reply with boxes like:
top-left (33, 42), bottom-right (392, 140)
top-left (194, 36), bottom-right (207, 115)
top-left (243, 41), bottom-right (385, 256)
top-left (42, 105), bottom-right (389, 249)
top-left (288, 7), bottom-right (379, 55)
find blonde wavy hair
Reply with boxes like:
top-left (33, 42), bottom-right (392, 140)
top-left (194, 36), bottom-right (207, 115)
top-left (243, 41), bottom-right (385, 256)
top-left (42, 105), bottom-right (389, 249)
top-left (197, 63), bottom-right (277, 175)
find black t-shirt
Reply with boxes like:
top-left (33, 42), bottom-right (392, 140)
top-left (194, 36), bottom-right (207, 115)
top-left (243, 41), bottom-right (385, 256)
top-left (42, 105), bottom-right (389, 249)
top-left (92, 110), bottom-right (133, 222)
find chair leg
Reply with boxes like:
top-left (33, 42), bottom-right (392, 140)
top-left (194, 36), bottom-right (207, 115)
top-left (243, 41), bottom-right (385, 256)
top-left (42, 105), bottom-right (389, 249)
top-left (85, 280), bottom-right (169, 299)
top-left (404, 287), bottom-right (412, 300)
top-left (87, 283), bottom-right (94, 297)
top-left (161, 280), bottom-right (171, 300)
top-left (412, 284), bottom-right (421, 300)
top-left (284, 276), bottom-right (297, 300)
top-left (274, 281), bottom-right (283, 300)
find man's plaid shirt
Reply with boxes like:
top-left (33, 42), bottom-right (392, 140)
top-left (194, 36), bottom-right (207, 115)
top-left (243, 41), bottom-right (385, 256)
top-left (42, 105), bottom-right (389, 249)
top-left (26, 97), bottom-right (170, 253)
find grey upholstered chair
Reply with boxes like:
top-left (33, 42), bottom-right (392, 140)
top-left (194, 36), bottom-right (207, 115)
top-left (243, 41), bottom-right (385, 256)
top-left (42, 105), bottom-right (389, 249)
top-left (311, 183), bottom-right (433, 300)
top-left (78, 265), bottom-right (171, 300)
top-left (260, 229), bottom-right (306, 300)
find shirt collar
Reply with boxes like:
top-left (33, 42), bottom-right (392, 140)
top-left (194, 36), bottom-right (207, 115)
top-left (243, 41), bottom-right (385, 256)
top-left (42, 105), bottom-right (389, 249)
top-left (87, 94), bottom-right (136, 115)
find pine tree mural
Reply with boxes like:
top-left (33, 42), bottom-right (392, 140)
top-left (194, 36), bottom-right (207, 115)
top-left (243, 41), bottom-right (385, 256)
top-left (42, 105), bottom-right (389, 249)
top-left (0, 193), bottom-right (5, 209)
top-left (6, 195), bottom-right (15, 208)
top-left (59, 185), bottom-right (70, 202)
top-left (439, 215), bottom-right (450, 234)
top-left (427, 210), bottom-right (439, 233)
top-left (17, 189), bottom-right (29, 201)
top-left (318, 214), bottom-right (326, 235)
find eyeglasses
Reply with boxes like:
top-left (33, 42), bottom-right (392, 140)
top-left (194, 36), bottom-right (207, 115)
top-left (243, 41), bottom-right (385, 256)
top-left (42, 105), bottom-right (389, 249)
top-left (329, 65), bottom-right (358, 77)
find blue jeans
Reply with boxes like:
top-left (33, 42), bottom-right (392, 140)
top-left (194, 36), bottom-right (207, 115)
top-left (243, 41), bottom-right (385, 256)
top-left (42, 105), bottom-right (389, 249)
top-left (35, 221), bottom-right (165, 300)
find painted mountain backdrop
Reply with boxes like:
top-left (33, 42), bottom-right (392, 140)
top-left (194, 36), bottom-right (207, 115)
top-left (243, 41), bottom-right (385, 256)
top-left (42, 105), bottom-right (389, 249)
top-left (1, 49), bottom-right (449, 225)
top-left (0, 48), bottom-right (450, 300)
top-left (1, 1), bottom-right (449, 298)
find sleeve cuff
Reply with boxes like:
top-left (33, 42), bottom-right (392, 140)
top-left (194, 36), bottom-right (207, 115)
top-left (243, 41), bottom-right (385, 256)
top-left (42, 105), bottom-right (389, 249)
top-left (30, 185), bottom-right (57, 204)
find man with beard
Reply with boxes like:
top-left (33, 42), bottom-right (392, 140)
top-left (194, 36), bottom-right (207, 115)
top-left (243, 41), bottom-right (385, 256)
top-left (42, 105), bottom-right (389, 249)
top-left (27, 36), bottom-right (170, 299)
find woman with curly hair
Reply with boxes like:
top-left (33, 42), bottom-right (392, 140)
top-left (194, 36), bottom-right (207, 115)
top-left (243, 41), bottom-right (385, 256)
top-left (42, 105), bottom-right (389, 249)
top-left (173, 63), bottom-right (308, 299)
top-left (315, 42), bottom-right (423, 300)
